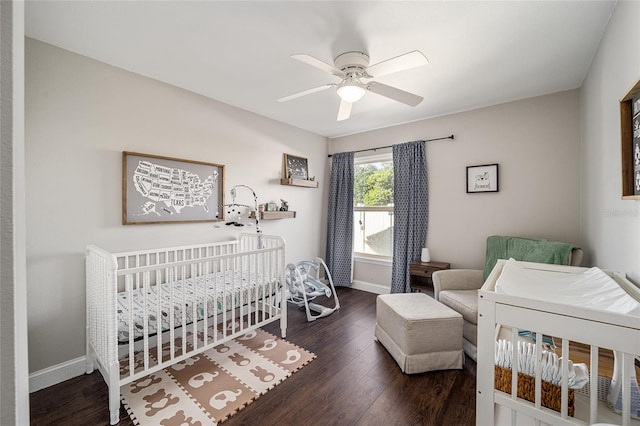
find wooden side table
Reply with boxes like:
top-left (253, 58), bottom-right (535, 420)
top-left (409, 260), bottom-right (450, 294)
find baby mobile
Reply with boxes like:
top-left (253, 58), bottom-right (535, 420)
top-left (221, 184), bottom-right (262, 236)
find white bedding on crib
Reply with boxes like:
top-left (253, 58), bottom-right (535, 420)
top-left (117, 270), bottom-right (273, 343)
top-left (495, 258), bottom-right (640, 316)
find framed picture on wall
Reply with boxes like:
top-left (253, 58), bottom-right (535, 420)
top-left (122, 151), bottom-right (225, 225)
top-left (284, 153), bottom-right (309, 180)
top-left (620, 77), bottom-right (640, 199)
top-left (466, 163), bottom-right (499, 193)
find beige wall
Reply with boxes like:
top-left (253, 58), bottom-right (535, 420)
top-left (331, 90), bottom-right (582, 288)
top-left (25, 39), bottom-right (328, 373)
top-left (580, 0), bottom-right (640, 284)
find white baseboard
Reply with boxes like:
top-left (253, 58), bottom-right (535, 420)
top-left (29, 356), bottom-right (86, 393)
top-left (351, 280), bottom-right (390, 295)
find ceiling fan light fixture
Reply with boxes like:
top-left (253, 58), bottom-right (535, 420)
top-left (282, 50), bottom-right (428, 120)
top-left (336, 76), bottom-right (366, 103)
top-left (337, 84), bottom-right (366, 103)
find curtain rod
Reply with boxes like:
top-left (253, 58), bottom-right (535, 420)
top-left (327, 134), bottom-right (454, 158)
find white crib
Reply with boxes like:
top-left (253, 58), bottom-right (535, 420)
top-left (85, 233), bottom-right (286, 425)
top-left (477, 259), bottom-right (640, 426)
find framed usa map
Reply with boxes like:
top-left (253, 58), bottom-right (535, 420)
top-left (122, 152), bottom-right (225, 225)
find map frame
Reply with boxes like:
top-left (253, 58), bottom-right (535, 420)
top-left (122, 151), bottom-right (225, 225)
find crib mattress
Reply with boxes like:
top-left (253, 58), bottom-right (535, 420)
top-left (117, 270), bottom-right (273, 343)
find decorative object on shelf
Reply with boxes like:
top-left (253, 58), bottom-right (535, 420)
top-left (122, 151), bottom-right (224, 225)
top-left (266, 202), bottom-right (278, 212)
top-left (620, 77), bottom-right (640, 199)
top-left (466, 163), bottom-right (499, 193)
top-left (421, 248), bottom-right (431, 262)
top-left (280, 199), bottom-right (289, 211)
top-left (221, 184), bottom-right (262, 237)
top-left (284, 153), bottom-right (309, 180)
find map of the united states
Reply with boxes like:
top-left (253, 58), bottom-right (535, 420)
top-left (132, 160), bottom-right (217, 215)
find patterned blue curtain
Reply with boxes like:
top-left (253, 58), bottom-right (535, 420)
top-left (325, 152), bottom-right (354, 287)
top-left (390, 141), bottom-right (428, 293)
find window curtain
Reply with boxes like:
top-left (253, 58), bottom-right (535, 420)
top-left (390, 141), bottom-right (428, 293)
top-left (325, 152), bottom-right (354, 287)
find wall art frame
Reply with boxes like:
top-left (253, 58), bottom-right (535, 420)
top-left (122, 151), bottom-right (225, 225)
top-left (619, 76), bottom-right (640, 200)
top-left (283, 153), bottom-right (309, 180)
top-left (466, 163), bottom-right (499, 193)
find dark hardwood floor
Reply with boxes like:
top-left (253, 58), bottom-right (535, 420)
top-left (30, 288), bottom-right (476, 425)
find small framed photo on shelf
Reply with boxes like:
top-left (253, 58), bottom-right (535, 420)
top-left (265, 202), bottom-right (278, 212)
top-left (284, 153), bottom-right (309, 180)
top-left (466, 163), bottom-right (499, 193)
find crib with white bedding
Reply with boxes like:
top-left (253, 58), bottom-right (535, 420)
top-left (85, 233), bottom-right (286, 425)
top-left (477, 259), bottom-right (640, 426)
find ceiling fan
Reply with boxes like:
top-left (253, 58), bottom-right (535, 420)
top-left (278, 50), bottom-right (428, 121)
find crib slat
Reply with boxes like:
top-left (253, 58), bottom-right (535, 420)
top-left (191, 262), bottom-right (197, 350)
top-left (590, 345), bottom-right (599, 424)
top-left (237, 256), bottom-right (242, 332)
top-left (155, 267), bottom-right (162, 368)
top-left (222, 255), bottom-right (227, 339)
top-left (622, 352), bottom-right (632, 426)
top-left (255, 249), bottom-right (261, 325)
top-left (142, 270), bottom-right (150, 372)
top-left (560, 337), bottom-right (569, 418)
top-left (169, 262), bottom-right (175, 362)
top-left (126, 265), bottom-right (134, 379)
top-left (534, 331), bottom-right (543, 426)
top-left (510, 331), bottom-right (518, 425)
top-left (180, 263), bottom-right (186, 358)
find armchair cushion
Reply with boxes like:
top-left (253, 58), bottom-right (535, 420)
top-left (438, 290), bottom-right (478, 325)
top-left (432, 269), bottom-right (483, 299)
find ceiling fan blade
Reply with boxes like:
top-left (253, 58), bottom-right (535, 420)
top-left (292, 54), bottom-right (343, 76)
top-left (367, 82), bottom-right (423, 106)
top-left (366, 50), bottom-right (428, 77)
top-left (277, 84), bottom-right (335, 102)
top-left (337, 99), bottom-right (352, 121)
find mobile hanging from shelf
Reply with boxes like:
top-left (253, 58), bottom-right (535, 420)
top-left (327, 134), bottom-right (454, 158)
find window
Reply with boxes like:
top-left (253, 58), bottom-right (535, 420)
top-left (353, 154), bottom-right (393, 259)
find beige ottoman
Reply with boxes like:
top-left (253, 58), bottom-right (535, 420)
top-left (375, 293), bottom-right (464, 374)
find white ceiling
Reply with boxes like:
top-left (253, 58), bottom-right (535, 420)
top-left (25, 1), bottom-right (616, 138)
